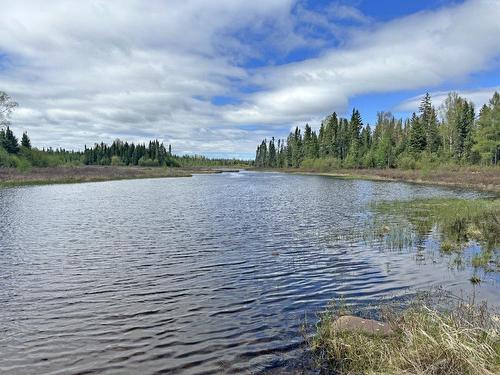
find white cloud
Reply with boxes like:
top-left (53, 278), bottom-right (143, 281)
top-left (0, 0), bottom-right (499, 157)
top-left (395, 86), bottom-right (500, 112)
top-left (227, 0), bottom-right (500, 125)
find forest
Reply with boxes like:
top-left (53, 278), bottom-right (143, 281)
top-left (0, 91), bottom-right (246, 170)
top-left (255, 92), bottom-right (500, 170)
top-left (0, 130), bottom-right (246, 170)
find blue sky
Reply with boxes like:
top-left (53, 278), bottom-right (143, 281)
top-left (0, 0), bottom-right (499, 159)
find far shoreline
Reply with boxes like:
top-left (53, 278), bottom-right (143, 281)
top-left (2, 165), bottom-right (499, 194)
top-left (249, 166), bottom-right (500, 194)
top-left (0, 165), bottom-right (240, 188)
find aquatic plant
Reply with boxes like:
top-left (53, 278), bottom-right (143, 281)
top-left (370, 198), bottom-right (500, 274)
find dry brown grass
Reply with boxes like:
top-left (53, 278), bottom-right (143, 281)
top-left (309, 299), bottom-right (500, 375)
top-left (0, 165), bottom-right (211, 187)
top-left (264, 166), bottom-right (500, 193)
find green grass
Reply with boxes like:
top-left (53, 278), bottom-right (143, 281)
top-left (371, 198), bottom-right (500, 274)
top-left (309, 298), bottom-right (500, 375)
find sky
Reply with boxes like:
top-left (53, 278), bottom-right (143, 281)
top-left (0, 0), bottom-right (499, 159)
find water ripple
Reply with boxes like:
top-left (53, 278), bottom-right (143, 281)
top-left (0, 171), bottom-right (494, 374)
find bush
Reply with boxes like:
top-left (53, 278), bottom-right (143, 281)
top-left (396, 153), bottom-right (417, 170)
top-left (22, 148), bottom-right (61, 167)
top-left (111, 155), bottom-right (124, 166)
top-left (0, 146), bottom-right (15, 167)
top-left (0, 147), bottom-right (32, 171)
top-left (14, 156), bottom-right (31, 171)
top-left (301, 157), bottom-right (342, 171)
top-left (138, 157), bottom-right (159, 167)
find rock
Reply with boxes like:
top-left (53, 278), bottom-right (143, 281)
top-left (332, 315), bottom-right (394, 336)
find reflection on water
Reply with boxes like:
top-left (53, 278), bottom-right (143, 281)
top-left (0, 171), bottom-right (496, 374)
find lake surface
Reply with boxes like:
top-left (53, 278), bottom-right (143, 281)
top-left (0, 171), bottom-right (497, 374)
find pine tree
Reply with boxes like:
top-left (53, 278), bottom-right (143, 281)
top-left (21, 131), bottom-right (31, 149)
top-left (303, 124), bottom-right (315, 159)
top-left (2, 126), bottom-right (19, 154)
top-left (291, 127), bottom-right (303, 167)
top-left (348, 109), bottom-right (363, 163)
top-left (409, 112), bottom-right (426, 153)
top-left (268, 137), bottom-right (277, 167)
top-left (472, 92), bottom-right (500, 165)
top-left (419, 93), bottom-right (440, 153)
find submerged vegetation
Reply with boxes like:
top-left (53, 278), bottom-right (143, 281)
top-left (370, 198), bottom-right (500, 280)
top-left (255, 91), bottom-right (500, 170)
top-left (309, 297), bottom-right (500, 375)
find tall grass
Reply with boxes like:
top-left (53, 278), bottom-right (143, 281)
top-left (309, 298), bottom-right (500, 374)
top-left (371, 198), bottom-right (500, 274)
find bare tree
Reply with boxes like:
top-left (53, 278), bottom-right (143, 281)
top-left (0, 91), bottom-right (18, 129)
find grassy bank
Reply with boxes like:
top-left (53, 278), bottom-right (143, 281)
top-left (0, 165), bottom-right (234, 187)
top-left (251, 166), bottom-right (500, 193)
top-left (309, 297), bottom-right (500, 375)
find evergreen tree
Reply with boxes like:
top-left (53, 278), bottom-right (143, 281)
top-left (2, 126), bottom-right (19, 154)
top-left (472, 92), bottom-right (500, 165)
top-left (291, 127), bottom-right (303, 167)
top-left (21, 131), bottom-right (31, 149)
top-left (455, 99), bottom-right (475, 161)
top-left (409, 112), bottom-right (426, 153)
top-left (347, 109), bottom-right (362, 163)
top-left (268, 137), bottom-right (277, 167)
top-left (419, 93), bottom-right (440, 153)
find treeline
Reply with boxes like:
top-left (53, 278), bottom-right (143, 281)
top-left (83, 140), bottom-right (178, 167)
top-left (0, 90), bottom-right (250, 169)
top-left (255, 92), bottom-right (500, 169)
top-left (0, 130), bottom-right (249, 169)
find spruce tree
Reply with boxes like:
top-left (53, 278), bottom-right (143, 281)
top-left (419, 93), bottom-right (440, 153)
top-left (268, 137), bottom-right (277, 167)
top-left (348, 109), bottom-right (363, 162)
top-left (409, 112), bottom-right (426, 153)
top-left (2, 126), bottom-right (19, 154)
top-left (472, 92), bottom-right (500, 165)
top-left (21, 131), bottom-right (31, 149)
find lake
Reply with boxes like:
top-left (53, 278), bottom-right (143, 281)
top-left (0, 171), bottom-right (497, 374)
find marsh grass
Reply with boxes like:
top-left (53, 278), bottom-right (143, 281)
top-left (369, 198), bottom-right (500, 275)
top-left (308, 297), bottom-right (500, 375)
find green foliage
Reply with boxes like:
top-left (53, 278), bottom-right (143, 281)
top-left (1, 126), bottom-right (19, 154)
top-left (138, 157), bottom-right (159, 167)
top-left (301, 157), bottom-right (342, 171)
top-left (0, 145), bottom-right (17, 167)
top-left (0, 145), bottom-right (31, 170)
top-left (110, 155), bottom-right (124, 166)
top-left (21, 132), bottom-right (31, 149)
top-left (396, 152), bottom-right (417, 169)
top-left (373, 198), bottom-right (500, 272)
top-left (255, 91), bottom-right (500, 170)
top-left (472, 92), bottom-right (500, 165)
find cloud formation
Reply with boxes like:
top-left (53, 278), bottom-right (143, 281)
top-left (0, 0), bottom-right (499, 157)
top-left (396, 86), bottom-right (500, 113)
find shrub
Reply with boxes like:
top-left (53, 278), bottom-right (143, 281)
top-left (138, 157), bottom-right (159, 167)
top-left (301, 157), bottom-right (342, 171)
top-left (111, 155), bottom-right (124, 166)
top-left (396, 153), bottom-right (417, 170)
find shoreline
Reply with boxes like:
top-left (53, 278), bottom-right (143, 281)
top-left (0, 165), bottom-right (237, 188)
top-left (250, 167), bottom-right (500, 194)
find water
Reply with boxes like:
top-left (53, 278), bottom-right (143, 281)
top-left (0, 171), bottom-right (497, 374)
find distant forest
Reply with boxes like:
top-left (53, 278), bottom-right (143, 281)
top-left (255, 92), bottom-right (500, 169)
top-left (0, 91), bottom-right (247, 170)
